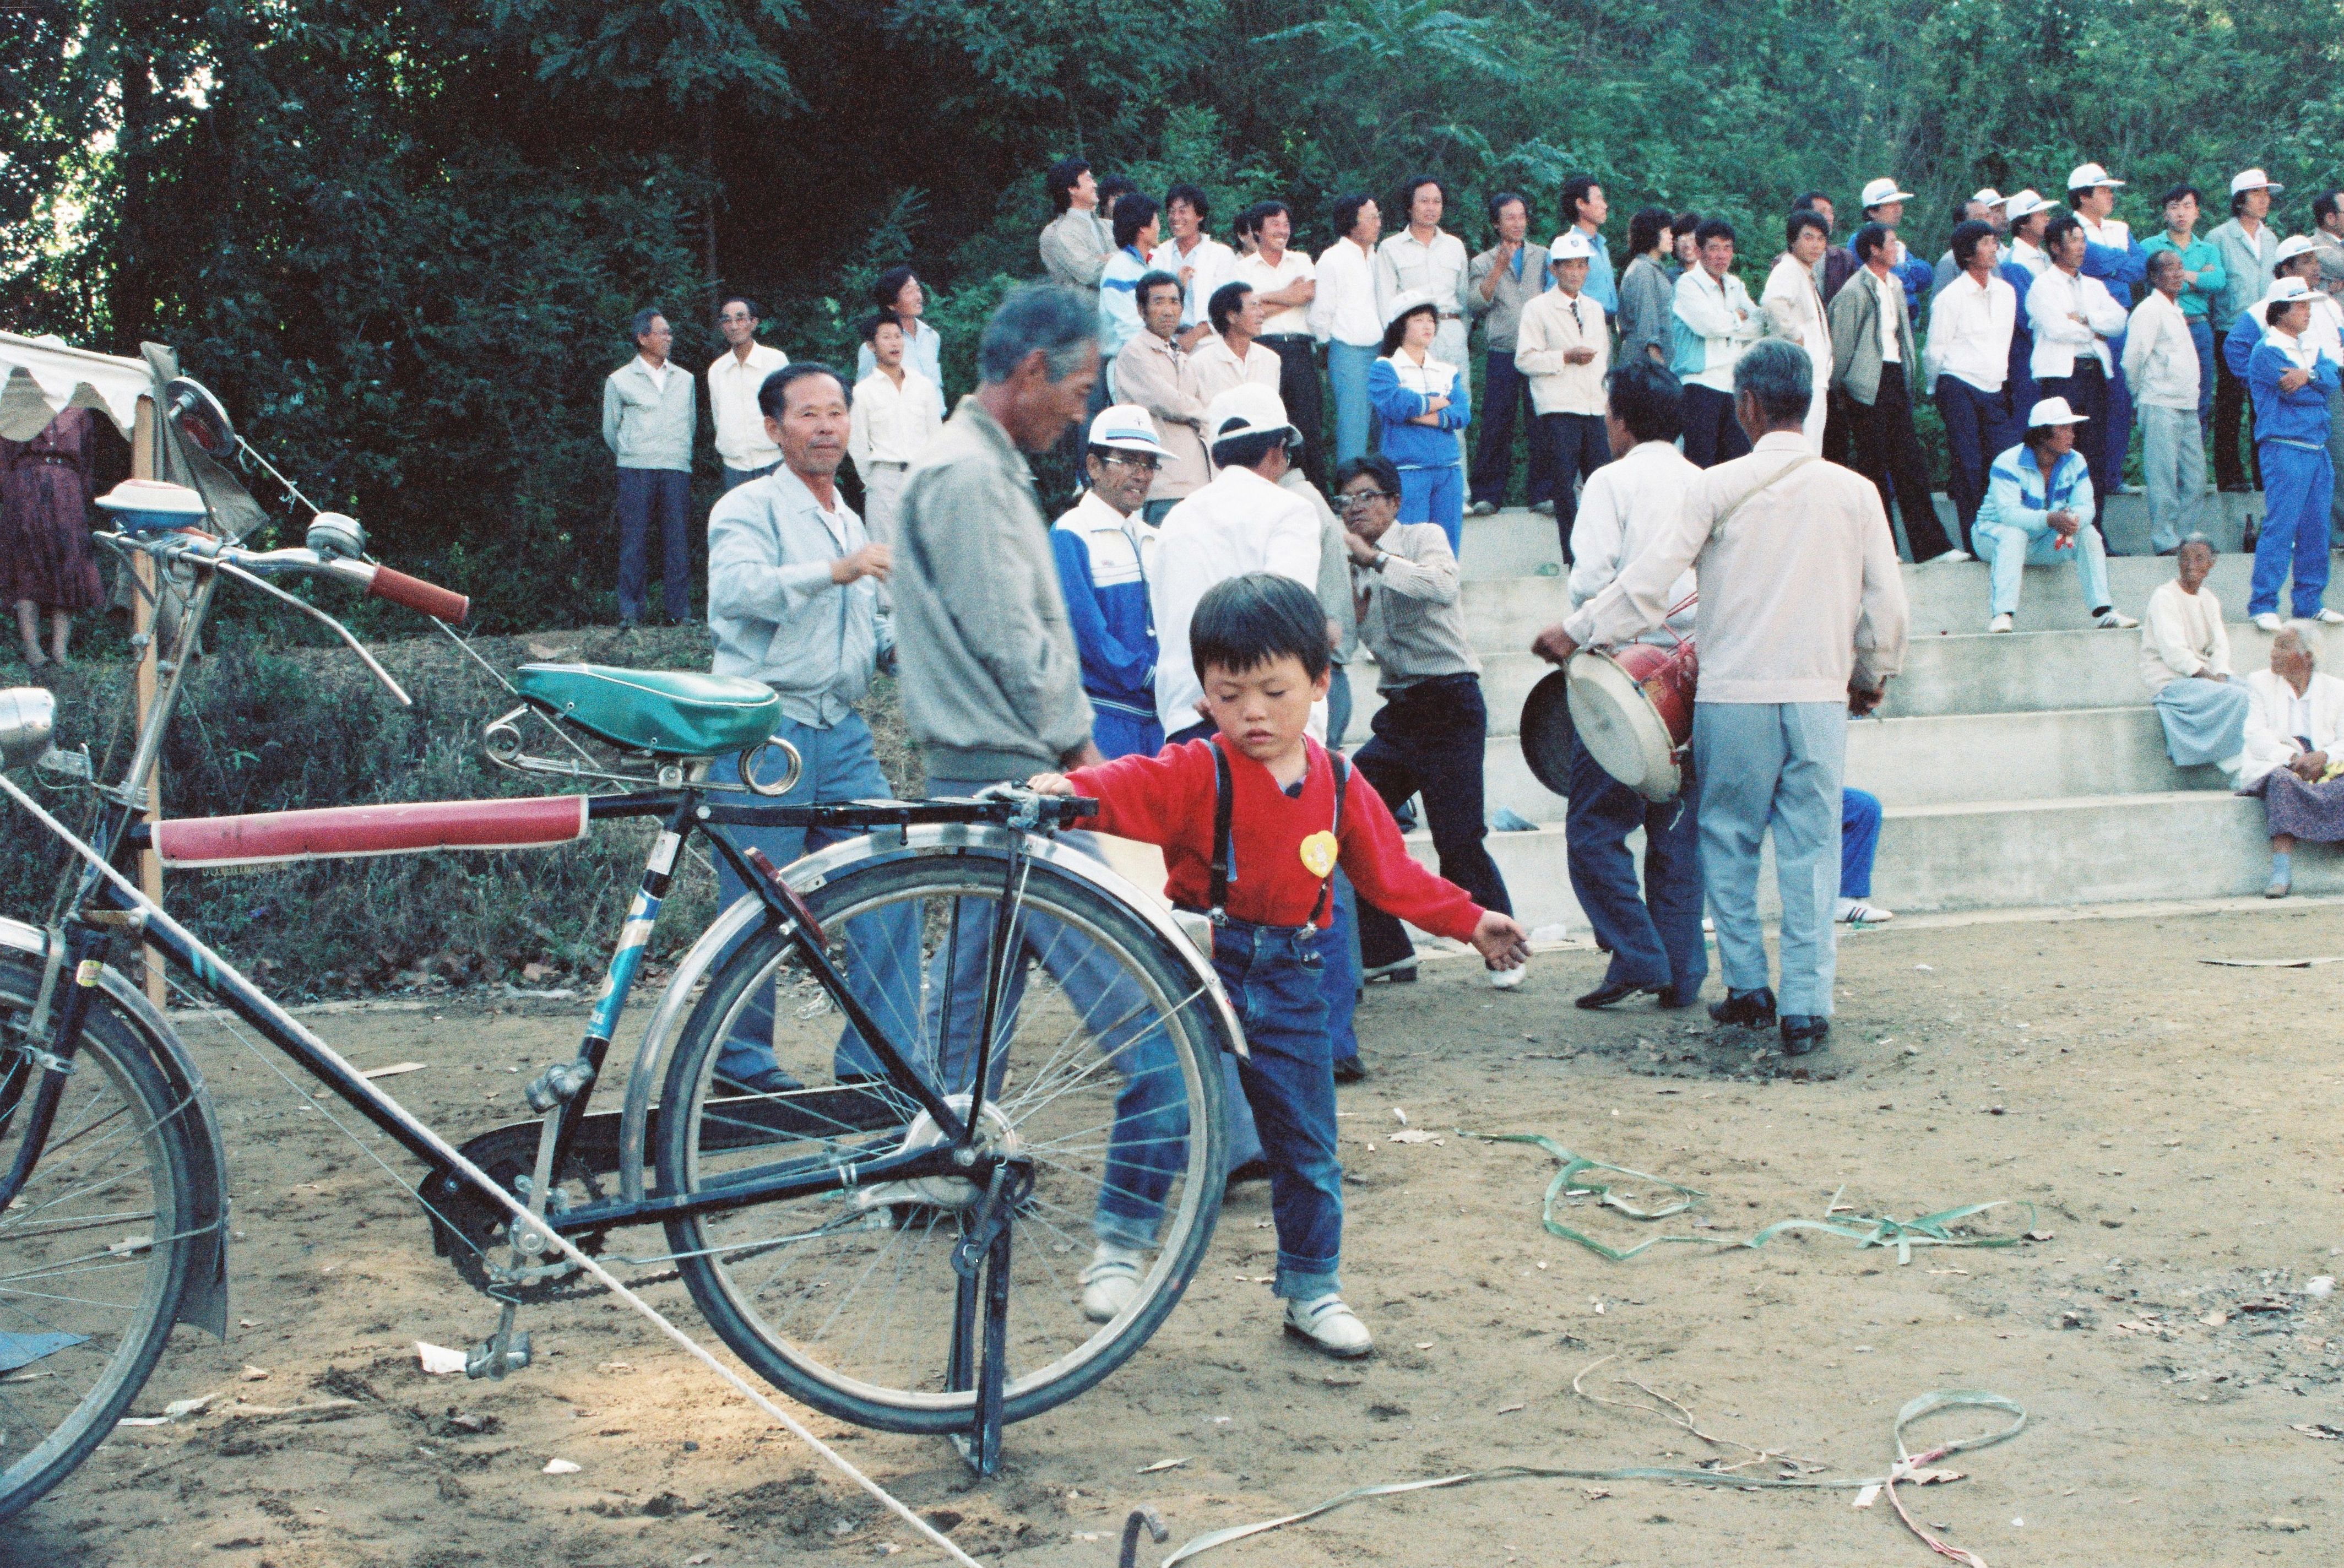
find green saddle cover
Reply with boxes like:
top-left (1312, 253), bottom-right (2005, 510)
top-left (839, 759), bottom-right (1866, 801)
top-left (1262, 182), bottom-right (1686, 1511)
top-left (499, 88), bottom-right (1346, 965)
top-left (513, 664), bottom-right (782, 757)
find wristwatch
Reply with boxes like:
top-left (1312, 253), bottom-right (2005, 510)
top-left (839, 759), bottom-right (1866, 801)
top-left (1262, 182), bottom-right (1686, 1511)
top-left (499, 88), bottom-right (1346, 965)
top-left (1370, 550), bottom-right (1391, 572)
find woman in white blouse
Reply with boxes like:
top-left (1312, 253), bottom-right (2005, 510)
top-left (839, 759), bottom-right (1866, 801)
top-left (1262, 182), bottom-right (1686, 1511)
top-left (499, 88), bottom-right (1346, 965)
top-left (2141, 535), bottom-right (2252, 776)
top-left (2238, 624), bottom-right (2344, 897)
top-left (1760, 210), bottom-right (1834, 453)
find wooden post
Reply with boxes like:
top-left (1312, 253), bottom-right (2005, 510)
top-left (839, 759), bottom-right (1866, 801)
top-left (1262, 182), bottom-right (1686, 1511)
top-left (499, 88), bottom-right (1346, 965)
top-left (131, 395), bottom-right (165, 1008)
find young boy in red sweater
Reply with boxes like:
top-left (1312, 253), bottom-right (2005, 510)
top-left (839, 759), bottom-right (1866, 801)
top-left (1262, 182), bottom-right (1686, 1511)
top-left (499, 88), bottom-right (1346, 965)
top-left (1032, 572), bottom-right (1530, 1357)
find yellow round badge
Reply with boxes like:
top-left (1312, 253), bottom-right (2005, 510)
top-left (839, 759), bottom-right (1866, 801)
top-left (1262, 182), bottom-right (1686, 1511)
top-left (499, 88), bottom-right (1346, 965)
top-left (1298, 830), bottom-right (1339, 880)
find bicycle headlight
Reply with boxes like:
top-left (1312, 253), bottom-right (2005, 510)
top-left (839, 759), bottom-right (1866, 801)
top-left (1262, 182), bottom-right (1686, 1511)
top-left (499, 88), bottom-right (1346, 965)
top-left (0, 687), bottom-right (57, 771)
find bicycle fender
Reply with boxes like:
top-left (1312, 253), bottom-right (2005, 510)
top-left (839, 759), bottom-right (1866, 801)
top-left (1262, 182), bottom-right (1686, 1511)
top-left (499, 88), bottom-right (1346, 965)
top-left (0, 917), bottom-right (232, 1337)
top-left (614, 824), bottom-right (1240, 1207)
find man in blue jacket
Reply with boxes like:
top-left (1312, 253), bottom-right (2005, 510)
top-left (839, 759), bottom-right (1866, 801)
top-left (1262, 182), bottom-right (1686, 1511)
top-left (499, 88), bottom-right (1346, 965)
top-left (2244, 279), bottom-right (2344, 628)
top-left (1051, 405), bottom-right (1170, 758)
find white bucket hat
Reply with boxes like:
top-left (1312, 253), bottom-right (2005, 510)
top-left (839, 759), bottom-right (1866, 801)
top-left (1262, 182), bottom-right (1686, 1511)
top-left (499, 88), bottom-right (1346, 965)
top-left (2273, 234), bottom-right (2318, 265)
top-left (1382, 287), bottom-right (1437, 327)
top-left (2067, 162), bottom-right (2124, 191)
top-left (1860, 177), bottom-right (1914, 209)
top-left (1086, 404), bottom-right (1168, 457)
top-left (1204, 383), bottom-right (1296, 448)
top-left (1970, 187), bottom-right (2007, 208)
top-left (2229, 167), bottom-right (2284, 197)
top-left (2026, 396), bottom-right (2089, 427)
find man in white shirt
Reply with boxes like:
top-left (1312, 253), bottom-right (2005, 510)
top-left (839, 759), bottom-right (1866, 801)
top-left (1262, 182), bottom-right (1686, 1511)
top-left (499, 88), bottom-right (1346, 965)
top-left (1515, 231), bottom-right (1611, 556)
top-left (1148, 182), bottom-right (1236, 352)
top-left (2004, 190), bottom-right (2054, 279)
top-left (1150, 384), bottom-right (1321, 742)
top-left (847, 314), bottom-right (944, 545)
top-left (2028, 213), bottom-right (2130, 492)
top-left (1311, 191), bottom-right (1383, 465)
top-left (1192, 281), bottom-right (1283, 406)
top-left (1670, 217), bottom-right (1765, 466)
top-left (1532, 358), bottom-right (1707, 1013)
top-left (1534, 340), bottom-right (1910, 1055)
top-left (1926, 221), bottom-right (2019, 553)
top-left (1375, 175), bottom-right (1472, 373)
top-left (708, 295), bottom-right (790, 490)
top-left (1760, 209), bottom-right (1833, 452)
top-left (1931, 188), bottom-right (2007, 296)
top-left (1234, 200), bottom-right (1322, 483)
top-left (2124, 250), bottom-right (2206, 555)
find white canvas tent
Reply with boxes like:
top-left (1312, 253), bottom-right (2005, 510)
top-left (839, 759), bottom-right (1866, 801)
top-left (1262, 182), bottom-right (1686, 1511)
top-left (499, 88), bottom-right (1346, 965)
top-left (0, 330), bottom-right (152, 442)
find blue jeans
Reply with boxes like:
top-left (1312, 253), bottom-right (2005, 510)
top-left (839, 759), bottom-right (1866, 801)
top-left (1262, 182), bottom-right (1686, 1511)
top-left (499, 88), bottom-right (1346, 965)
top-left (1840, 788), bottom-right (1881, 898)
top-left (710, 713), bottom-right (921, 1085)
top-left (1565, 732), bottom-right (1706, 997)
top-left (1691, 702), bottom-right (1844, 1017)
top-left (2250, 440), bottom-right (2336, 617)
top-left (1328, 341), bottom-right (1378, 466)
top-left (1213, 916), bottom-right (1343, 1300)
top-left (615, 466), bottom-right (692, 622)
top-left (1325, 664), bottom-right (1354, 752)
top-left (1397, 463), bottom-right (1465, 556)
top-left (1972, 514), bottom-right (2112, 619)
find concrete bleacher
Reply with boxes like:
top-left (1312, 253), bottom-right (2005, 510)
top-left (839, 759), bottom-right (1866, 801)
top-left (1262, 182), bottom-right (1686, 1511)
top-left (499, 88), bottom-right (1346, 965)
top-left (1368, 494), bottom-right (2344, 928)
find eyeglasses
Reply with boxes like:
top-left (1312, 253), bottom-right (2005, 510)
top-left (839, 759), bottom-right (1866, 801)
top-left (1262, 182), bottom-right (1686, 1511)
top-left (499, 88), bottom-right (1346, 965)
top-left (1100, 453), bottom-right (1162, 473)
top-left (1337, 490), bottom-right (1397, 508)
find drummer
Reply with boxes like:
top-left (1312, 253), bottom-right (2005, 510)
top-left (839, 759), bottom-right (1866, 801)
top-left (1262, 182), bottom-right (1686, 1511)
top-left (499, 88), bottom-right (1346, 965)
top-left (1533, 340), bottom-right (1909, 1056)
top-left (1543, 359), bottom-right (1709, 1012)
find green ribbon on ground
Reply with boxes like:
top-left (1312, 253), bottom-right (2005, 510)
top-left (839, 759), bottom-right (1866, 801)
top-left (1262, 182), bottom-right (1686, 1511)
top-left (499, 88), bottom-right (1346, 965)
top-left (1458, 1130), bottom-right (2036, 1264)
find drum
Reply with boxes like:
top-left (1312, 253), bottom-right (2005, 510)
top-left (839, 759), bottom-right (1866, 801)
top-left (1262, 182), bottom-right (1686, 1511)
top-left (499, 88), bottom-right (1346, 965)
top-left (1518, 670), bottom-right (1577, 797)
top-left (1565, 638), bottom-right (1699, 802)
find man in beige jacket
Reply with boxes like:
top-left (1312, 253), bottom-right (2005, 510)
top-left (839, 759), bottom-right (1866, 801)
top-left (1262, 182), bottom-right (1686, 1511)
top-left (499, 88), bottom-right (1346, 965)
top-left (1513, 230), bottom-right (1611, 556)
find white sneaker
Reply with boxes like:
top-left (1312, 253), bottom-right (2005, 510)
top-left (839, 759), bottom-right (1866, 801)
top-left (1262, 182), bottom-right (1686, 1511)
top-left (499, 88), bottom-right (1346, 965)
top-left (2254, 612), bottom-right (2285, 632)
top-left (2317, 608), bottom-right (2344, 626)
top-left (1467, 499), bottom-right (1498, 517)
top-left (1987, 613), bottom-right (2014, 633)
top-left (1835, 897), bottom-right (1896, 924)
top-left (1927, 549), bottom-right (1972, 564)
top-left (1488, 963), bottom-right (1526, 990)
top-left (2093, 609), bottom-right (2140, 630)
top-left (1079, 1244), bottom-right (1146, 1322)
top-left (1283, 1293), bottom-right (1373, 1358)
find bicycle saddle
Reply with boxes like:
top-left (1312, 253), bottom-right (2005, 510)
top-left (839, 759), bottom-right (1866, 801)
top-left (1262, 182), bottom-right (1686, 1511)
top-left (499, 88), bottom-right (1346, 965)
top-left (513, 663), bottom-right (782, 757)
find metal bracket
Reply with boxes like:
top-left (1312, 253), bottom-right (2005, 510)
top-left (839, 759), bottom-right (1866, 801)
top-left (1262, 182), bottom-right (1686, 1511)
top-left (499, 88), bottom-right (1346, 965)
top-left (12, 1043), bottom-right (74, 1077)
top-left (35, 745), bottom-right (91, 782)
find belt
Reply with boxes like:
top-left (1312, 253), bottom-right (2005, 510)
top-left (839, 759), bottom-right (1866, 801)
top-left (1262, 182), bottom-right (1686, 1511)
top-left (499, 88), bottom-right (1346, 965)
top-left (866, 460), bottom-right (908, 469)
top-left (1258, 333), bottom-right (1313, 344)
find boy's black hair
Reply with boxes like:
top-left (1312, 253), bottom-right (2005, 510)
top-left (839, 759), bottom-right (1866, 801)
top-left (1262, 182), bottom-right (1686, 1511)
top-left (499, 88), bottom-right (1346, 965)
top-left (1189, 572), bottom-right (1331, 682)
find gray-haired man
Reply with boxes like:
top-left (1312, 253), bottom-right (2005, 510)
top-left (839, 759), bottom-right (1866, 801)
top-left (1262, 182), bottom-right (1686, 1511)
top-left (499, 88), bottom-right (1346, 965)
top-left (602, 306), bottom-right (696, 626)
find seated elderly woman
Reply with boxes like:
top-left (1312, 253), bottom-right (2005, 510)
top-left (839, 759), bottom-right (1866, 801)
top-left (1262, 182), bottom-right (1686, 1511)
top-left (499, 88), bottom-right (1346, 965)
top-left (1973, 396), bottom-right (2139, 634)
top-left (2141, 534), bottom-right (2254, 776)
top-left (2239, 624), bottom-right (2344, 897)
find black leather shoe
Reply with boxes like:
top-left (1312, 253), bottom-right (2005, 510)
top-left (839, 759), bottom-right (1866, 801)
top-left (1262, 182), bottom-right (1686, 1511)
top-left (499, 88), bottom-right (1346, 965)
top-left (1225, 1157), bottom-right (1272, 1188)
top-left (1653, 985), bottom-right (1694, 1010)
top-left (1779, 1015), bottom-right (1830, 1055)
top-left (1707, 988), bottom-right (1778, 1028)
top-left (1575, 978), bottom-right (1654, 1010)
top-left (1332, 1055), bottom-right (1368, 1084)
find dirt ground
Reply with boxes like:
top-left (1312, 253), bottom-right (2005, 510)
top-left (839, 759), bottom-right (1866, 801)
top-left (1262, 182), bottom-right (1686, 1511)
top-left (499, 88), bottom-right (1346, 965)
top-left (15, 900), bottom-right (2344, 1568)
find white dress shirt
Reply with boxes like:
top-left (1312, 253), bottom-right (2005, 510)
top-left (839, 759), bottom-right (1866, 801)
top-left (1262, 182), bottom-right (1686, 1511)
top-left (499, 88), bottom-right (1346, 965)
top-left (848, 367), bottom-right (946, 469)
top-left (2008, 238), bottom-right (2049, 279)
top-left (1565, 438), bottom-right (1700, 643)
top-left (2027, 267), bottom-right (2127, 378)
top-left (1190, 333), bottom-right (1282, 408)
top-left (1925, 270), bottom-right (2017, 393)
top-left (1149, 465), bottom-right (1322, 732)
top-left (1672, 268), bottom-right (1764, 393)
top-left (2121, 291), bottom-right (2200, 411)
top-left (1872, 269), bottom-right (1904, 363)
top-left (1310, 238), bottom-right (1384, 347)
top-left (706, 342), bottom-right (791, 470)
top-left (1149, 235), bottom-right (1238, 331)
top-left (1234, 247), bottom-right (1316, 337)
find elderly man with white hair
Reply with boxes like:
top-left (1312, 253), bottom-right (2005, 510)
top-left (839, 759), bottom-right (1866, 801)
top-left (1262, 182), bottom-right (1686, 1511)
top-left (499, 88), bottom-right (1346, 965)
top-left (2239, 624), bottom-right (2344, 897)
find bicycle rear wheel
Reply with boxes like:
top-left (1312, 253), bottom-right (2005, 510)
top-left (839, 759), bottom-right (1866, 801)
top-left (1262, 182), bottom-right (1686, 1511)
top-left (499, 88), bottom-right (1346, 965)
top-left (656, 838), bottom-right (1231, 1434)
top-left (0, 952), bottom-right (200, 1518)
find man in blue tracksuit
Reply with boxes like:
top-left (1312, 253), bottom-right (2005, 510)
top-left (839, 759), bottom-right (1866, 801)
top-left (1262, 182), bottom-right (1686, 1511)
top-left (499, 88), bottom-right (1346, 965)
top-left (1051, 405), bottom-right (1170, 758)
top-left (2244, 279), bottom-right (2343, 625)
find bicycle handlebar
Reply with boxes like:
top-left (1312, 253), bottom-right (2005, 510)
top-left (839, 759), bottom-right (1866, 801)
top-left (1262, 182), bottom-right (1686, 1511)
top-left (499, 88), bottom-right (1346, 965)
top-left (365, 564), bottom-right (470, 622)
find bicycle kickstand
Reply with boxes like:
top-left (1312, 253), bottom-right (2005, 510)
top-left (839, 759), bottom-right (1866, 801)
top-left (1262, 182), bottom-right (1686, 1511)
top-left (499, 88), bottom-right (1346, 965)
top-left (947, 1163), bottom-right (1016, 1476)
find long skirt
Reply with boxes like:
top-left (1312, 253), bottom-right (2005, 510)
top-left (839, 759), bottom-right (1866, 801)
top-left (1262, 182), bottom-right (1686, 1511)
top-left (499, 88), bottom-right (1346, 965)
top-left (2151, 676), bottom-right (2251, 767)
top-left (2242, 767), bottom-right (2344, 842)
top-left (0, 462), bottom-right (104, 613)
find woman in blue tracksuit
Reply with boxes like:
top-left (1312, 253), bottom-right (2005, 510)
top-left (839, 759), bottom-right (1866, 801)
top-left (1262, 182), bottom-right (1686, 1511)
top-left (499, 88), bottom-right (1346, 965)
top-left (1369, 290), bottom-right (1472, 554)
top-left (1971, 395), bottom-right (2134, 633)
top-left (2245, 281), bottom-right (2342, 624)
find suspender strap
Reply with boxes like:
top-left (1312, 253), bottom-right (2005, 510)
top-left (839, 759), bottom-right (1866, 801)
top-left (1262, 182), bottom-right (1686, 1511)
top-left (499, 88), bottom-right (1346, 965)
top-left (1307, 750), bottom-right (1349, 926)
top-left (1208, 739), bottom-right (1236, 921)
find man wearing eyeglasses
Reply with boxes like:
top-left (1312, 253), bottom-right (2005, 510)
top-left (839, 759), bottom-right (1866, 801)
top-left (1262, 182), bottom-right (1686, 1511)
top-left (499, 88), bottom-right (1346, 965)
top-left (1051, 406), bottom-right (1173, 759)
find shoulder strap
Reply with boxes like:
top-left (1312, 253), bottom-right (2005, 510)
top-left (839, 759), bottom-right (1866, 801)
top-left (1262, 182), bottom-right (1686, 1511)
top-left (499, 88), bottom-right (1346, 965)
top-left (1307, 747), bottom-right (1349, 926)
top-left (1709, 454), bottom-right (1819, 540)
top-left (1208, 738), bottom-right (1235, 922)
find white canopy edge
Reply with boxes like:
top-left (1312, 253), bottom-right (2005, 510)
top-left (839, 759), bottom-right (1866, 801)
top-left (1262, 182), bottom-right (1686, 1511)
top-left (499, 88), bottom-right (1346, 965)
top-left (0, 330), bottom-right (151, 441)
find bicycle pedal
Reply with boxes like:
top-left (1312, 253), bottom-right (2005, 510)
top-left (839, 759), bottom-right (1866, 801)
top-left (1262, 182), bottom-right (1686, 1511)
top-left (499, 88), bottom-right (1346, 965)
top-left (465, 1330), bottom-right (531, 1380)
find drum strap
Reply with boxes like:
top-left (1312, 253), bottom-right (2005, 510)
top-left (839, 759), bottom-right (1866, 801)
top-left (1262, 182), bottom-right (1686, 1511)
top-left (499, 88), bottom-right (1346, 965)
top-left (1709, 454), bottom-right (1818, 539)
top-left (1208, 737), bottom-right (1348, 927)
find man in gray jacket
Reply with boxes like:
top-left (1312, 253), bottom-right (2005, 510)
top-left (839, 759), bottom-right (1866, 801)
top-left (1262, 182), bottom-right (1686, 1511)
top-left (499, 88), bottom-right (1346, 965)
top-left (602, 307), bottom-right (697, 626)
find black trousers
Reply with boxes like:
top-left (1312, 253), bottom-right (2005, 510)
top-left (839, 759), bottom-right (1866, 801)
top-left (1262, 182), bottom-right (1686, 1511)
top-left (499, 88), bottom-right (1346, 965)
top-left (1536, 411), bottom-right (1610, 561)
top-left (1350, 674), bottom-right (1512, 969)
top-left (2212, 344), bottom-right (2262, 491)
top-left (1935, 374), bottom-right (2014, 552)
top-left (1470, 350), bottom-right (1553, 508)
top-left (1848, 364), bottom-right (1952, 560)
top-left (615, 466), bottom-right (691, 622)
top-left (1681, 384), bottom-right (1752, 469)
top-left (1821, 387), bottom-right (1855, 468)
top-left (1260, 334), bottom-right (1326, 487)
top-left (2039, 361), bottom-right (2112, 498)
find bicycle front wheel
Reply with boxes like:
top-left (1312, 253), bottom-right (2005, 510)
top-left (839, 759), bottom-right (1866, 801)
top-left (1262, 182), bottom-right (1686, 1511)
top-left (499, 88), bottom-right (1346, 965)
top-left (0, 951), bottom-right (200, 1519)
top-left (656, 837), bottom-right (1231, 1434)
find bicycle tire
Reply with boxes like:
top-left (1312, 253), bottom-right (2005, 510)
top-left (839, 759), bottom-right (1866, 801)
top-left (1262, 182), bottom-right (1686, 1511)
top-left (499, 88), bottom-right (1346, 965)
top-left (0, 952), bottom-right (200, 1520)
top-left (656, 843), bottom-right (1231, 1434)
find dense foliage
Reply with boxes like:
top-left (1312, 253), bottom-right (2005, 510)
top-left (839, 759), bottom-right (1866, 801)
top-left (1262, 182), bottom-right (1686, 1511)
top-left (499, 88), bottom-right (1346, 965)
top-left (7, 1), bottom-right (2344, 631)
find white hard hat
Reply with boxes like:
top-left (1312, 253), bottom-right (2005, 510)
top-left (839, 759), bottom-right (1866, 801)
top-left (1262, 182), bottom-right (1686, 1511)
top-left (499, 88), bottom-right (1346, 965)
top-left (2229, 167), bottom-right (2284, 197)
top-left (1204, 383), bottom-right (1296, 447)
top-left (2003, 189), bottom-right (2051, 222)
top-left (2067, 162), bottom-right (2124, 192)
top-left (1086, 404), bottom-right (1169, 457)
top-left (2026, 397), bottom-right (2089, 427)
top-left (1548, 231), bottom-right (1596, 263)
top-left (1860, 177), bottom-right (1914, 209)
top-left (2264, 276), bottom-right (2316, 306)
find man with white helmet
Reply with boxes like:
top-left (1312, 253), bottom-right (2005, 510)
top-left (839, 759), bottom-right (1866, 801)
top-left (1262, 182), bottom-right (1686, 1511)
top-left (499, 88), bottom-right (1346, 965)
top-left (1848, 177), bottom-right (1934, 318)
top-left (1971, 396), bottom-right (2136, 634)
top-left (2209, 168), bottom-right (2285, 492)
top-left (1515, 229), bottom-right (1613, 552)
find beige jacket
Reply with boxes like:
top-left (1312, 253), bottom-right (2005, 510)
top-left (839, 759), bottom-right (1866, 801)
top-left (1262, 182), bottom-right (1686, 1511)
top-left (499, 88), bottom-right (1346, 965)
top-left (1513, 287), bottom-right (1610, 416)
top-left (1109, 329), bottom-right (1210, 500)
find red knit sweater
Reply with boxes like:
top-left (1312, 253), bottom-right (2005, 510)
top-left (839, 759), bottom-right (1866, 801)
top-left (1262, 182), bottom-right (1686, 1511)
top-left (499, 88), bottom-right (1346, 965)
top-left (1067, 737), bottom-right (1485, 942)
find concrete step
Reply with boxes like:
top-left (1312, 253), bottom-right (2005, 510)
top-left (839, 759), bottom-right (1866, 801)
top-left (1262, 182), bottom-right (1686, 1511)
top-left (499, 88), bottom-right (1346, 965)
top-left (1345, 620), bottom-right (2330, 737)
top-left (1450, 551), bottom-right (2283, 651)
top-left (1406, 791), bottom-right (2341, 932)
top-left (1456, 491), bottom-right (2261, 580)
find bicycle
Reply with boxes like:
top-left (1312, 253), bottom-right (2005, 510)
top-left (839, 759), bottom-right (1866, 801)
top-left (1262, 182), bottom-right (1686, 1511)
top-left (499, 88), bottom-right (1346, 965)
top-left (0, 377), bottom-right (1238, 1519)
